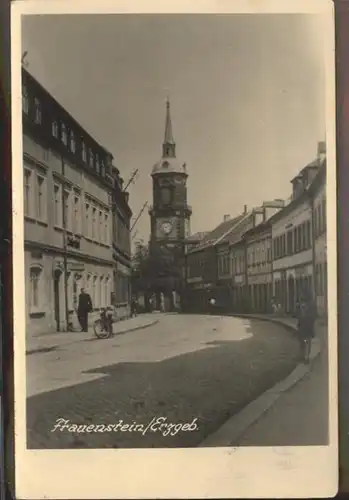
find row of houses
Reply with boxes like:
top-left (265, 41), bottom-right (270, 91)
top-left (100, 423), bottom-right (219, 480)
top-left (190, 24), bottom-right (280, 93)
top-left (22, 67), bottom-right (133, 337)
top-left (183, 141), bottom-right (327, 317)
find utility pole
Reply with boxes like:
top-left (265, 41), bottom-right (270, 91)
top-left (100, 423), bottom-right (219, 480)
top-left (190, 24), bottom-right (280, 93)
top-left (61, 155), bottom-right (70, 331)
top-left (130, 201), bottom-right (148, 233)
top-left (123, 169), bottom-right (139, 193)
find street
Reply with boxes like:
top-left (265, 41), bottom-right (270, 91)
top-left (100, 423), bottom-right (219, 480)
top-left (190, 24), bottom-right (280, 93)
top-left (26, 314), bottom-right (300, 449)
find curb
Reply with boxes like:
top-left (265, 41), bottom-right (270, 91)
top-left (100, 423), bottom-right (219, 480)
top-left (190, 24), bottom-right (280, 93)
top-left (199, 314), bottom-right (323, 447)
top-left (26, 319), bottom-right (159, 355)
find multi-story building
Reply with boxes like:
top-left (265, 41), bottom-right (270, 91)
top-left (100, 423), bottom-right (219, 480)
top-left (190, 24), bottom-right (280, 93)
top-left (271, 145), bottom-right (323, 314)
top-left (309, 150), bottom-right (327, 317)
top-left (243, 220), bottom-right (272, 313)
top-left (22, 67), bottom-right (132, 336)
top-left (111, 166), bottom-right (132, 319)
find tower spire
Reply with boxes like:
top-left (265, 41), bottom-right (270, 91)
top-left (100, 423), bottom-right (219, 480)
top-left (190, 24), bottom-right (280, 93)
top-left (162, 97), bottom-right (176, 158)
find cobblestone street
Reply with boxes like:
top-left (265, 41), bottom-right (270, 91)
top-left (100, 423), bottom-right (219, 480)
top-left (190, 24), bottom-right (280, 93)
top-left (26, 314), bottom-right (300, 449)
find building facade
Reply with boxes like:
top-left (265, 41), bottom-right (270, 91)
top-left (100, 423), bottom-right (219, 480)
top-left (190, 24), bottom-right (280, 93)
top-left (243, 221), bottom-right (273, 313)
top-left (310, 162), bottom-right (327, 317)
top-left (271, 154), bottom-right (322, 314)
top-left (22, 68), bottom-right (132, 337)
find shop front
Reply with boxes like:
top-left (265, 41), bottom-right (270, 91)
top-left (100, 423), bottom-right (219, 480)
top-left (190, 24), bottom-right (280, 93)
top-left (247, 273), bottom-right (272, 314)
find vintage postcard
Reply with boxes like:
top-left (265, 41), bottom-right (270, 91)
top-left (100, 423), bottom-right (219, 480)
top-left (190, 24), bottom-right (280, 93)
top-left (11, 0), bottom-right (337, 498)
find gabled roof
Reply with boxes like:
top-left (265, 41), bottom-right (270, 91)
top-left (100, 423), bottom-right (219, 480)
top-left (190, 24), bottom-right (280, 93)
top-left (188, 213), bottom-right (246, 252)
top-left (219, 212), bottom-right (255, 246)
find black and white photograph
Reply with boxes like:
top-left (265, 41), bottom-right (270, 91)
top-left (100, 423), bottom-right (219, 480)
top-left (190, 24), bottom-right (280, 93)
top-left (12, 0), bottom-right (337, 498)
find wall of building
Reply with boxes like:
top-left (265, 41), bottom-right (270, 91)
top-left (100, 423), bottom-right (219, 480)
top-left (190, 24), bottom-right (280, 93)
top-left (271, 198), bottom-right (313, 313)
top-left (24, 135), bottom-right (116, 336)
top-left (313, 182), bottom-right (327, 316)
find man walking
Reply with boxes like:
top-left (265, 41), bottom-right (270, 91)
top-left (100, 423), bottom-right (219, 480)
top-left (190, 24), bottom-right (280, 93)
top-left (296, 294), bottom-right (316, 364)
top-left (77, 288), bottom-right (93, 332)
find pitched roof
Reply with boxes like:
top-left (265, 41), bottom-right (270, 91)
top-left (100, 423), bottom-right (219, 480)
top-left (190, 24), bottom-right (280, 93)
top-left (186, 231), bottom-right (209, 242)
top-left (189, 213), bottom-right (246, 252)
top-left (220, 212), bottom-right (255, 245)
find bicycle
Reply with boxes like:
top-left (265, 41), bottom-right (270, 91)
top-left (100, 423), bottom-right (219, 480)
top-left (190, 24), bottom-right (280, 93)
top-left (93, 308), bottom-right (114, 339)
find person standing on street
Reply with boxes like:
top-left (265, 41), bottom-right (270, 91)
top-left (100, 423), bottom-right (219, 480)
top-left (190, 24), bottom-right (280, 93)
top-left (296, 294), bottom-right (316, 364)
top-left (209, 296), bottom-right (216, 315)
top-left (77, 288), bottom-right (93, 332)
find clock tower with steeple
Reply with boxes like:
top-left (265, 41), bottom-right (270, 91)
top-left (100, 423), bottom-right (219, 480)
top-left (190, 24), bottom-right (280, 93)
top-left (149, 99), bottom-right (191, 249)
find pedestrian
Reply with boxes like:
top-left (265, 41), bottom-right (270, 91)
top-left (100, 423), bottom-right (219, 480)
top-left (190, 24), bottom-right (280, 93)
top-left (131, 298), bottom-right (138, 317)
top-left (296, 294), bottom-right (316, 364)
top-left (209, 297), bottom-right (216, 315)
top-left (77, 288), bottom-right (93, 332)
top-left (271, 296), bottom-right (280, 315)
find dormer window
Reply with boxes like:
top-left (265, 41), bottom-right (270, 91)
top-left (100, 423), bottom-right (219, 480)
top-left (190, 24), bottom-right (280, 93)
top-left (34, 98), bottom-right (41, 124)
top-left (61, 123), bottom-right (68, 146)
top-left (89, 149), bottom-right (94, 168)
top-left (52, 121), bottom-right (59, 138)
top-left (81, 141), bottom-right (87, 162)
top-left (22, 85), bottom-right (29, 114)
top-left (70, 130), bottom-right (76, 153)
top-left (95, 154), bottom-right (100, 174)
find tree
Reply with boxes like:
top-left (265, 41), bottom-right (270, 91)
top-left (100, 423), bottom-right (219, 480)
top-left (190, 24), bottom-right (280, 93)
top-left (131, 241), bottom-right (184, 294)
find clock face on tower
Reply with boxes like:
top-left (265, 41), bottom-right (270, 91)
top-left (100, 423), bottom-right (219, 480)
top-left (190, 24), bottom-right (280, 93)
top-left (161, 221), bottom-right (173, 234)
top-left (156, 217), bottom-right (176, 239)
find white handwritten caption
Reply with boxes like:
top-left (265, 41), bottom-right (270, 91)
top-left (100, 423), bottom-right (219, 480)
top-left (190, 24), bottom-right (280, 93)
top-left (51, 417), bottom-right (199, 437)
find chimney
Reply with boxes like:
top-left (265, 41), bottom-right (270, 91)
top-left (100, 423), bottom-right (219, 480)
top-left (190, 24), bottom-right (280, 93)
top-left (244, 205), bottom-right (247, 214)
top-left (223, 214), bottom-right (230, 222)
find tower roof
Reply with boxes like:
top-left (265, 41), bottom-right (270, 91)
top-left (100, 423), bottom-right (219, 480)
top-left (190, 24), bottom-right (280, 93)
top-left (152, 98), bottom-right (187, 176)
top-left (164, 98), bottom-right (175, 145)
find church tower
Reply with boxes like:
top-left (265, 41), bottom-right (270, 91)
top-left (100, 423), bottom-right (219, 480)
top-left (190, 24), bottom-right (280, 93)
top-left (149, 99), bottom-right (191, 248)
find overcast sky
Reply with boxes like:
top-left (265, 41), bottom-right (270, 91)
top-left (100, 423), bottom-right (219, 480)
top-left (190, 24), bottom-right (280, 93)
top-left (21, 14), bottom-right (326, 246)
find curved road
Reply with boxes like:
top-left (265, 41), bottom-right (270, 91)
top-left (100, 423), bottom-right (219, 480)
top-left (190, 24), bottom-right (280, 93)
top-left (26, 314), bottom-right (300, 448)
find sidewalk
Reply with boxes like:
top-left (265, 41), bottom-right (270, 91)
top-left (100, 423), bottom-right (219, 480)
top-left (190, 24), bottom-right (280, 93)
top-left (200, 314), bottom-right (326, 447)
top-left (26, 313), bottom-right (159, 355)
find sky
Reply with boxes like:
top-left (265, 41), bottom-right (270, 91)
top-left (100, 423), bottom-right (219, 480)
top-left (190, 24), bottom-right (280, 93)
top-left (21, 13), bottom-right (326, 247)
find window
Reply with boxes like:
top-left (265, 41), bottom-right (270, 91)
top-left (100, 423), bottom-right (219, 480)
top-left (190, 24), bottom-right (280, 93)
top-left (64, 189), bottom-right (72, 231)
top-left (287, 231), bottom-right (293, 256)
top-left (70, 130), bottom-right (76, 153)
top-left (29, 266), bottom-right (43, 311)
top-left (23, 168), bottom-right (33, 216)
top-left (100, 276), bottom-right (105, 307)
top-left (104, 213), bottom-right (109, 245)
top-left (96, 155), bottom-right (100, 174)
top-left (89, 149), bottom-right (94, 168)
top-left (82, 141), bottom-right (87, 162)
top-left (53, 184), bottom-right (62, 227)
top-left (72, 194), bottom-right (81, 234)
top-left (98, 210), bottom-right (103, 242)
top-left (36, 175), bottom-right (46, 221)
top-left (93, 276), bottom-right (98, 307)
top-left (105, 277), bottom-right (110, 306)
top-left (85, 202), bottom-right (91, 238)
top-left (52, 121), bottom-right (59, 138)
top-left (92, 207), bottom-right (97, 239)
top-left (22, 85), bottom-right (29, 114)
top-left (61, 123), bottom-right (68, 146)
top-left (34, 98), bottom-right (42, 124)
